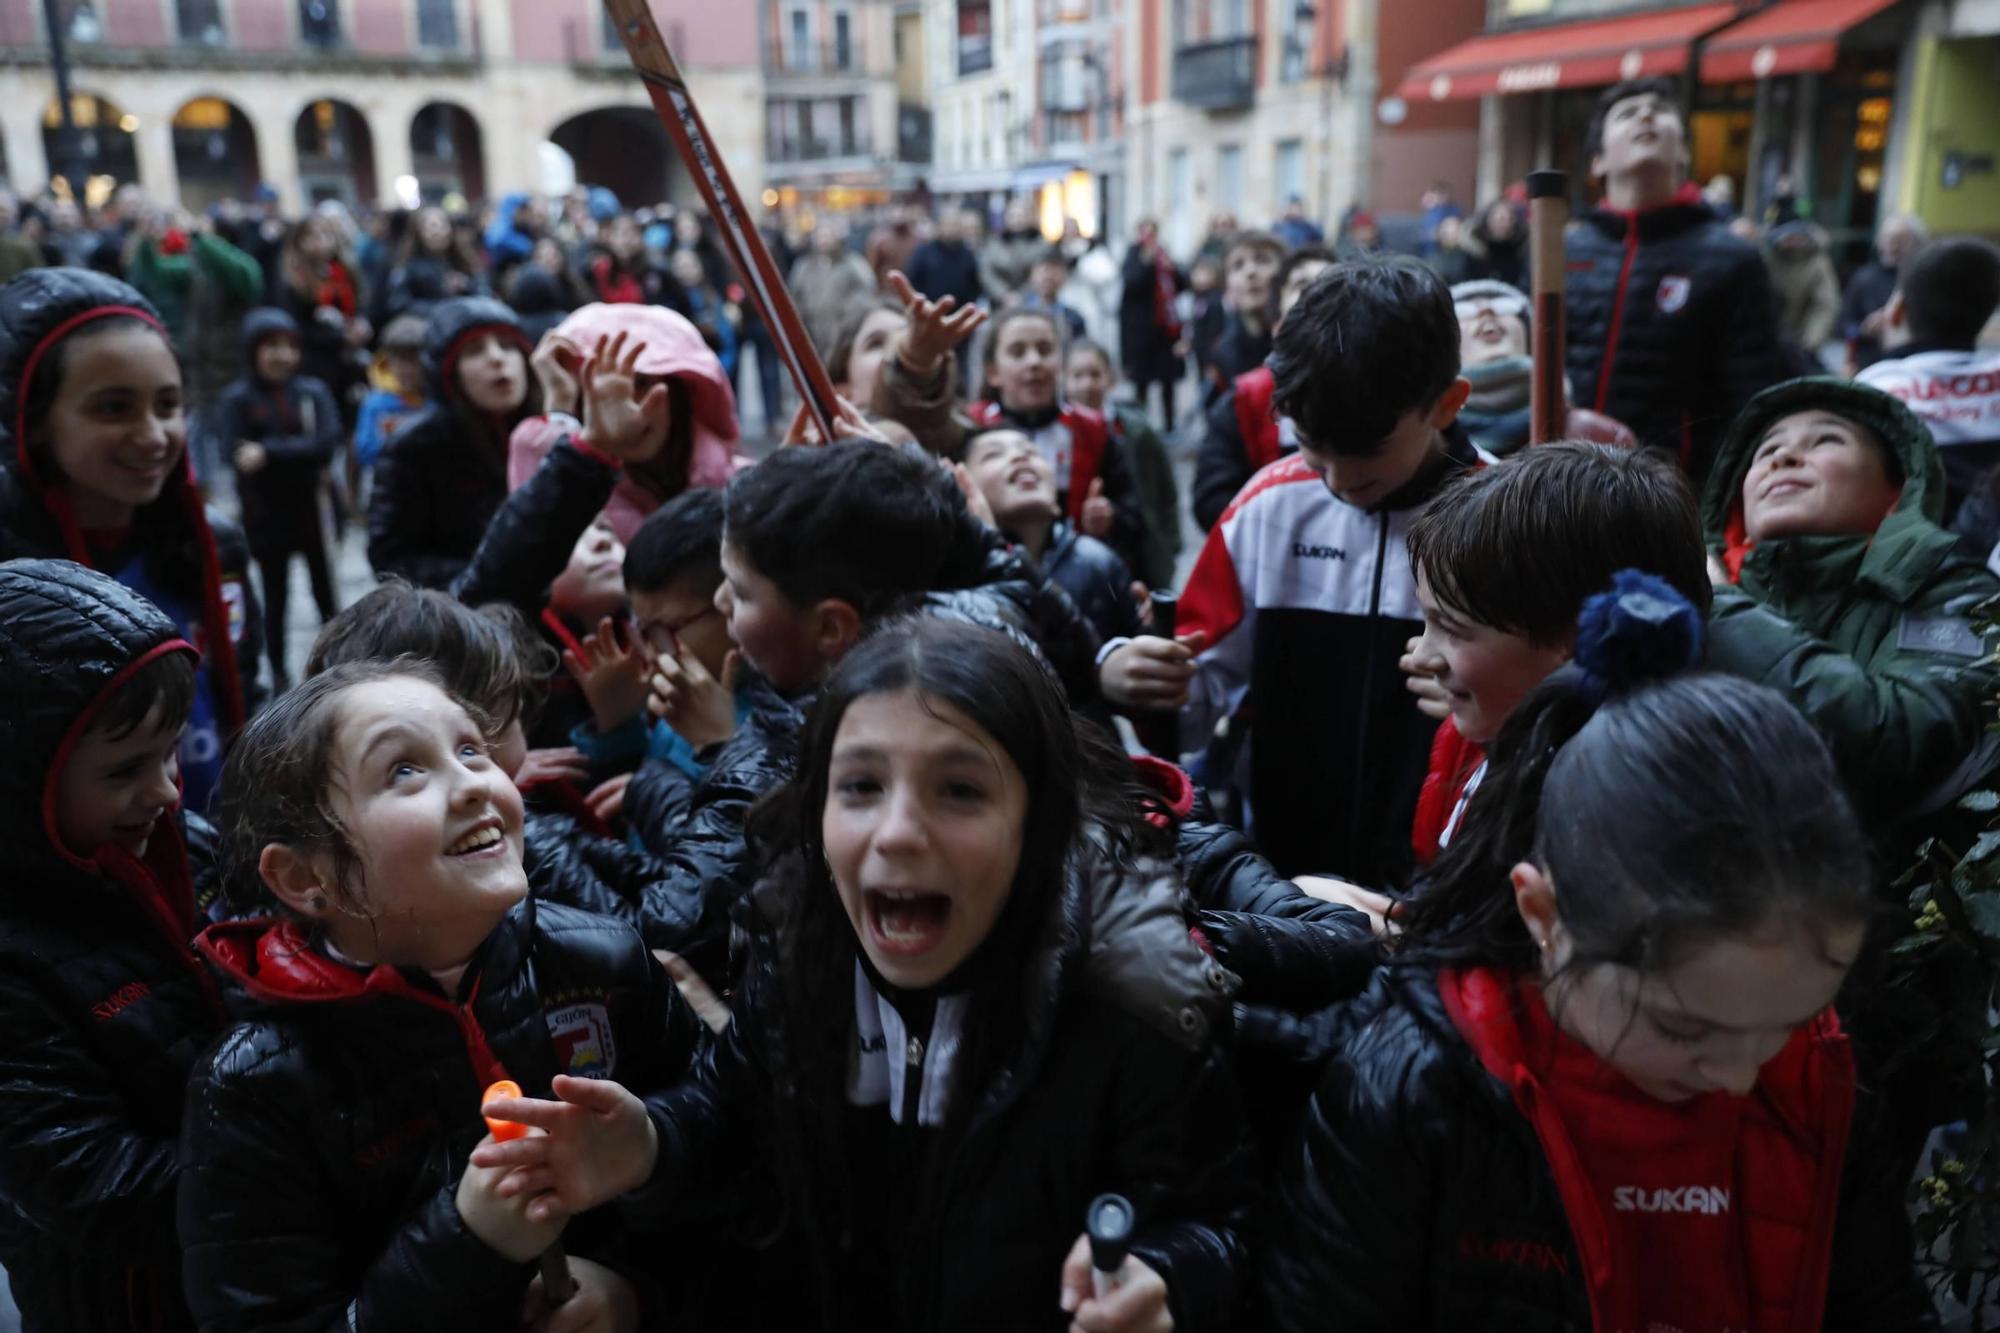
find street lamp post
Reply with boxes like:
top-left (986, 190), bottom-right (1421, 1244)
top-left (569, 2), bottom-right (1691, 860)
top-left (41, 0), bottom-right (87, 202)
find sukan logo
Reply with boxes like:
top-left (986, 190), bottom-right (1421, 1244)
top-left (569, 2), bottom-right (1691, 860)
top-left (1292, 542), bottom-right (1346, 561)
top-left (1612, 1185), bottom-right (1730, 1215)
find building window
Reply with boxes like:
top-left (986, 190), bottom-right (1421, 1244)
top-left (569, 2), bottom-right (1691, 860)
top-left (299, 0), bottom-right (339, 48)
top-left (176, 0), bottom-right (224, 44)
top-left (838, 97), bottom-right (858, 155)
top-left (1218, 143), bottom-right (1243, 208)
top-left (787, 9), bottom-right (813, 71)
top-left (1167, 147), bottom-right (1193, 256)
top-left (832, 10), bottom-right (853, 70)
top-left (602, 6), bottom-right (622, 54)
top-left (1275, 138), bottom-right (1304, 209)
top-left (417, 0), bottom-right (458, 49)
top-left (958, 0), bottom-right (993, 75)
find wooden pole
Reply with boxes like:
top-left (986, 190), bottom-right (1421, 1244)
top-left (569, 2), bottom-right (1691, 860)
top-left (1526, 169), bottom-right (1569, 446)
top-left (602, 0), bottom-right (842, 443)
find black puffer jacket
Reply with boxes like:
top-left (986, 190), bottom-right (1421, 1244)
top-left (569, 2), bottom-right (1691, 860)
top-left (628, 850), bottom-right (1254, 1331)
top-left (1262, 966), bottom-right (1935, 1331)
top-left (211, 307), bottom-right (344, 554)
top-left (179, 897), bottom-right (701, 1331)
top-left (0, 560), bottom-right (228, 1333)
top-left (1565, 185), bottom-right (1788, 483)
top-left (0, 269), bottom-right (262, 807)
top-left (1039, 521), bottom-right (1141, 642)
top-left (366, 296), bottom-right (535, 588)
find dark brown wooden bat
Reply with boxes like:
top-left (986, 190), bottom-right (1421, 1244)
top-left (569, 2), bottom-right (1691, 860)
top-left (603, 0), bottom-right (842, 443)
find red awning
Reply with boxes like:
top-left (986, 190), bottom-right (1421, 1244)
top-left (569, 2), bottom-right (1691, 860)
top-left (1397, 3), bottom-right (1739, 104)
top-left (1700, 0), bottom-right (1901, 82)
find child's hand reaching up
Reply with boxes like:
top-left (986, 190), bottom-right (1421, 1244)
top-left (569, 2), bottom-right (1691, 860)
top-left (456, 1138), bottom-right (568, 1262)
top-left (581, 331), bottom-right (671, 463)
top-left (888, 270), bottom-right (987, 375)
top-left (564, 617), bottom-right (650, 733)
top-left (470, 1076), bottom-right (660, 1222)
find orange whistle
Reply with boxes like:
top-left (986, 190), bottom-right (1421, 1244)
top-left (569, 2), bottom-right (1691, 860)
top-left (481, 1079), bottom-right (527, 1141)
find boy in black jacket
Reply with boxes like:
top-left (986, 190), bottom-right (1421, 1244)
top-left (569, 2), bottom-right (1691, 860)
top-left (213, 307), bottom-right (342, 688)
top-left (0, 559), bottom-right (225, 1333)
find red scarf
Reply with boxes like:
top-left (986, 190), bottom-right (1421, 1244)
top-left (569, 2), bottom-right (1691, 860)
top-left (1152, 249), bottom-right (1182, 340)
top-left (315, 260), bottom-right (357, 319)
top-left (1442, 966), bottom-right (1853, 1333)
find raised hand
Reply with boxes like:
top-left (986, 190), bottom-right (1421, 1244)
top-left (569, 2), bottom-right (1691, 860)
top-left (515, 747), bottom-right (590, 790)
top-left (580, 330), bottom-right (672, 463)
top-left (585, 772), bottom-right (632, 824)
top-left (781, 393), bottom-right (890, 448)
top-left (887, 270), bottom-right (987, 374)
top-left (531, 331), bottom-right (584, 418)
top-left (469, 1075), bottom-right (661, 1221)
top-left (563, 616), bottom-right (650, 733)
top-left (648, 646), bottom-right (741, 751)
top-left (1080, 477), bottom-right (1114, 538)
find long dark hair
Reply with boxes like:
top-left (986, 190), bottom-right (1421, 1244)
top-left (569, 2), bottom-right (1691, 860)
top-left (1399, 570), bottom-right (1874, 975)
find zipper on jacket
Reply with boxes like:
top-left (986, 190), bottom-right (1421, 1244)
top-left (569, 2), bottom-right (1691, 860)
top-left (1592, 225), bottom-right (1643, 413)
top-left (900, 1033), bottom-right (925, 1128)
top-left (1347, 512), bottom-right (1393, 860)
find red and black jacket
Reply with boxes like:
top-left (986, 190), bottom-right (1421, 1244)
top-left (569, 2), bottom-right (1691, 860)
top-left (1564, 183), bottom-right (1789, 484)
top-left (1192, 365), bottom-right (1289, 532)
top-left (1262, 965), bottom-right (1935, 1331)
top-left (0, 269), bottom-right (257, 739)
top-left (1411, 716), bottom-right (1484, 867)
top-left (181, 896), bottom-right (702, 1329)
top-left (0, 560), bottom-right (228, 1333)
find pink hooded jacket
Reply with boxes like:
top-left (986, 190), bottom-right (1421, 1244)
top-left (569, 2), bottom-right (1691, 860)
top-left (507, 302), bottom-right (748, 541)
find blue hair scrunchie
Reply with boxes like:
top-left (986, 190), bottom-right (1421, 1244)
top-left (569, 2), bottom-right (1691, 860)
top-left (1571, 568), bottom-right (1704, 702)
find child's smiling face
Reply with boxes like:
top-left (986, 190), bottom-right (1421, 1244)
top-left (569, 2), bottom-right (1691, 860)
top-left (55, 697), bottom-right (186, 859)
top-left (321, 676), bottom-right (527, 970)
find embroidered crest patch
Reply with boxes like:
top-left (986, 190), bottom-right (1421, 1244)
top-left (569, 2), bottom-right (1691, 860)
top-left (546, 1002), bottom-right (616, 1079)
top-left (1656, 275), bottom-right (1691, 314)
top-left (1897, 613), bottom-right (1988, 659)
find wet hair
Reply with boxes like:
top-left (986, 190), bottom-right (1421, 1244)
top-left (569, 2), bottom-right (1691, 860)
top-left (18, 314), bottom-right (177, 465)
top-left (92, 649), bottom-right (197, 742)
top-left (979, 305), bottom-right (1065, 402)
top-left (1398, 571), bottom-right (1873, 975)
top-left (1222, 229), bottom-right (1285, 268)
top-left (624, 487), bottom-right (725, 596)
top-left (1270, 256), bottom-right (1459, 455)
top-left (304, 581), bottom-right (556, 730)
top-left (1900, 236), bottom-right (2000, 347)
top-left (743, 617), bottom-right (1126, 1153)
top-left (1586, 76), bottom-right (1681, 163)
top-left (723, 441), bottom-right (955, 620)
top-left (217, 657), bottom-right (485, 912)
top-left (1407, 442), bottom-right (1710, 646)
top-left (825, 297), bottom-right (906, 383)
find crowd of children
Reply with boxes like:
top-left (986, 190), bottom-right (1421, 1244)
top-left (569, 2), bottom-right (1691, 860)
top-left (4, 74), bottom-right (2000, 1333)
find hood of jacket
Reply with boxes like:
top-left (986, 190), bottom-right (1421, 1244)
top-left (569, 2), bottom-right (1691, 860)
top-left (1702, 375), bottom-right (1953, 595)
top-left (509, 265), bottom-right (568, 316)
top-left (505, 302), bottom-right (747, 541)
top-left (422, 295), bottom-right (531, 404)
top-left (484, 192), bottom-right (536, 262)
top-left (239, 305), bottom-right (300, 372)
top-left (0, 267), bottom-right (167, 485)
top-left (0, 558), bottom-right (201, 906)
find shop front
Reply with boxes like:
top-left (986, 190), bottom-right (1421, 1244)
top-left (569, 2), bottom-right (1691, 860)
top-left (1397, 0), bottom-right (1911, 261)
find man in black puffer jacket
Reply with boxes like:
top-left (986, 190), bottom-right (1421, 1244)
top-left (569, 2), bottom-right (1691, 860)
top-left (1565, 79), bottom-right (1787, 485)
top-left (0, 561), bottom-right (231, 1333)
top-left (366, 296), bottom-right (539, 588)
